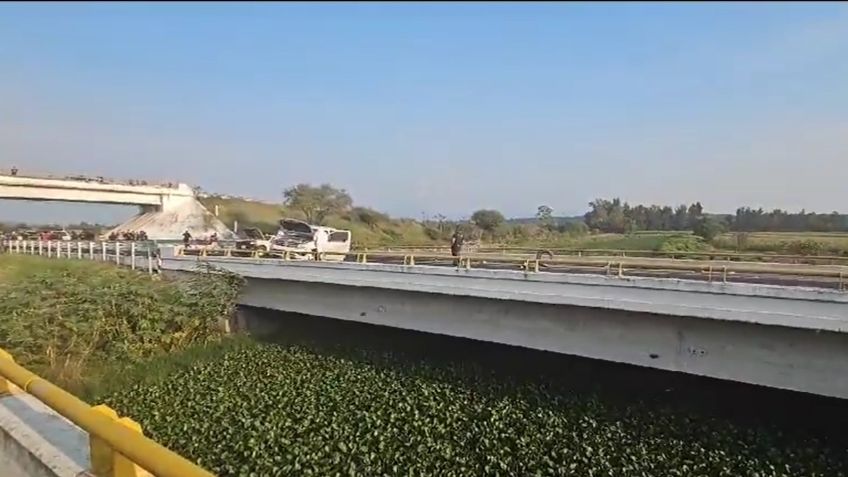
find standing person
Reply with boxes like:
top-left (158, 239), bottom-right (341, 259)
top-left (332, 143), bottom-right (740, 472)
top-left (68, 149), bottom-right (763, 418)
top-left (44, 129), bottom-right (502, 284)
top-left (182, 230), bottom-right (192, 248)
top-left (450, 229), bottom-right (464, 265)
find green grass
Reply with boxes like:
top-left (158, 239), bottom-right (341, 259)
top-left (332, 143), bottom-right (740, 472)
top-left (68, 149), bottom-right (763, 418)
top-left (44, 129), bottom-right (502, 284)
top-left (713, 232), bottom-right (848, 255)
top-left (0, 255), bottom-right (242, 394)
top-left (201, 196), bottom-right (437, 247)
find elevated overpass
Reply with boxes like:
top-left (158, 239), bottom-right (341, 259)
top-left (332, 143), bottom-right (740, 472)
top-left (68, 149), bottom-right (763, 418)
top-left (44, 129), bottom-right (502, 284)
top-left (157, 247), bottom-right (848, 400)
top-left (0, 174), bottom-right (194, 208)
top-left (0, 173), bottom-right (234, 241)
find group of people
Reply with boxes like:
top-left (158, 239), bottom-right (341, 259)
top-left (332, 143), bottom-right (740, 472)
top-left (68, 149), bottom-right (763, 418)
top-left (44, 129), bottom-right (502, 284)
top-left (107, 230), bottom-right (149, 241)
top-left (4, 166), bottom-right (177, 189)
top-left (182, 230), bottom-right (218, 247)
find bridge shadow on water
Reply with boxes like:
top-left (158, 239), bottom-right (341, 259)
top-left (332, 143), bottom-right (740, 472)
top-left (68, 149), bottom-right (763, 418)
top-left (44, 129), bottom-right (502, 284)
top-left (241, 305), bottom-right (848, 448)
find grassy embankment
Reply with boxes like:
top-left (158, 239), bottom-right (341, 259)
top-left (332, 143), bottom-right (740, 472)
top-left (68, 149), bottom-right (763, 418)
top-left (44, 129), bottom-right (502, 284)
top-left (1, 255), bottom-right (846, 475)
top-left (201, 196), bottom-right (434, 248)
top-left (202, 196), bottom-right (848, 255)
top-left (0, 254), bottom-right (241, 397)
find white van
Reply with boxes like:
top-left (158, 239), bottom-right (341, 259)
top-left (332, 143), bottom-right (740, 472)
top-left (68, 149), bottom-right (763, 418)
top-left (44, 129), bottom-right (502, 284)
top-left (269, 218), bottom-right (351, 261)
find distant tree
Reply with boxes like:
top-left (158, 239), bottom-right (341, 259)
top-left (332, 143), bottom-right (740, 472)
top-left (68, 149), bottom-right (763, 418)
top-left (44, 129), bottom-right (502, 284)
top-left (283, 183), bottom-right (353, 225)
top-left (692, 216), bottom-right (726, 242)
top-left (536, 205), bottom-right (554, 231)
top-left (471, 209), bottom-right (505, 234)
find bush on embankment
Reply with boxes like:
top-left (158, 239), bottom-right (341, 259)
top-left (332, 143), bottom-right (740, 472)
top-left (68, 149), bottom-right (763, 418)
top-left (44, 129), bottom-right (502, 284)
top-left (0, 255), bottom-right (242, 393)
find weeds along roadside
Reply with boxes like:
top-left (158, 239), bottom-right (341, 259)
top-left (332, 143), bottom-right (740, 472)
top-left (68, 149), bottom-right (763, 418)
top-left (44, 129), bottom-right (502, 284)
top-left (0, 255), bottom-right (244, 396)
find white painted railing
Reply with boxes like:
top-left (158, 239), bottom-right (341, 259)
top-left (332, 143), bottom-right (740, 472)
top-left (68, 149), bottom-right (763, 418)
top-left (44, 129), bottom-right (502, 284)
top-left (1, 240), bottom-right (159, 274)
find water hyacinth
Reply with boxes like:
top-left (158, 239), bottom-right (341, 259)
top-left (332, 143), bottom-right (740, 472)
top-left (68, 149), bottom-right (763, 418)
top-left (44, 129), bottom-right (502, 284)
top-left (104, 342), bottom-right (848, 477)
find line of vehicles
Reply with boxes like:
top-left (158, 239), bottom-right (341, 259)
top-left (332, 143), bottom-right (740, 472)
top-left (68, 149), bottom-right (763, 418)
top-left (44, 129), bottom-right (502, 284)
top-left (3, 218), bottom-right (353, 261)
top-left (233, 218), bottom-right (351, 262)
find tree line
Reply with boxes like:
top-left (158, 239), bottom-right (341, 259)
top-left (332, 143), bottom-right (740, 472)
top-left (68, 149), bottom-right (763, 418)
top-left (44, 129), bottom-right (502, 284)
top-left (584, 198), bottom-right (848, 233)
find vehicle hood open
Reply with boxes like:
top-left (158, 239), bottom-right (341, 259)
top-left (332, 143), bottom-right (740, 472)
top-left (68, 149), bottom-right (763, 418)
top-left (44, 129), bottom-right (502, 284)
top-left (279, 218), bottom-right (314, 236)
top-left (239, 227), bottom-right (266, 240)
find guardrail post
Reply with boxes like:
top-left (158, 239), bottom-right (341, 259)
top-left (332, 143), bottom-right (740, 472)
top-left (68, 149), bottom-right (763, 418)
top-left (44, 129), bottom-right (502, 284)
top-left (0, 349), bottom-right (19, 395)
top-left (722, 266), bottom-right (728, 283)
top-left (102, 242), bottom-right (107, 261)
top-left (115, 242), bottom-right (121, 265)
top-left (91, 405), bottom-right (119, 476)
top-left (618, 262), bottom-right (624, 278)
top-left (38, 240), bottom-right (43, 256)
top-left (114, 417), bottom-right (154, 477)
top-left (147, 249), bottom-right (153, 275)
top-left (131, 242), bottom-right (136, 270)
top-left (67, 241), bottom-right (73, 259)
top-left (90, 242), bottom-right (95, 260)
top-left (78, 241), bottom-right (83, 259)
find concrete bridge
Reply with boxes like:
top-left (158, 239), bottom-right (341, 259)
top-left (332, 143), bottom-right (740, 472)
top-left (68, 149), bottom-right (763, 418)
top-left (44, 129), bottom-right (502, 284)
top-left (0, 173), bottom-right (234, 241)
top-left (159, 247), bottom-right (848, 400)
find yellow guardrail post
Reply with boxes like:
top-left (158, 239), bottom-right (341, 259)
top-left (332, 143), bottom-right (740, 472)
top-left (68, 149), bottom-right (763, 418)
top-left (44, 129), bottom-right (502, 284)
top-left (0, 348), bottom-right (215, 477)
top-left (0, 349), bottom-right (19, 396)
top-left (115, 417), bottom-right (154, 477)
top-left (91, 405), bottom-right (118, 477)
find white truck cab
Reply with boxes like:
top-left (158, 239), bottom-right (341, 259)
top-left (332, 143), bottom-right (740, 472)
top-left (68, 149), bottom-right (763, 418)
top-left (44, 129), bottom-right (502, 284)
top-left (270, 218), bottom-right (351, 261)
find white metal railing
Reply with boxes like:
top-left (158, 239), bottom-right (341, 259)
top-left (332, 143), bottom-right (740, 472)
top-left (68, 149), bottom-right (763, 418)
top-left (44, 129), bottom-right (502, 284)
top-left (2, 240), bottom-right (159, 274)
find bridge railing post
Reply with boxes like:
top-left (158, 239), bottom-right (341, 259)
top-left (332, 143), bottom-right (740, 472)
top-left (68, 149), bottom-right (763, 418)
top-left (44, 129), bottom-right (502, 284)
top-left (131, 242), bottom-right (136, 270)
top-left (147, 248), bottom-right (153, 275)
top-left (77, 242), bottom-right (83, 260)
top-left (102, 242), bottom-right (107, 261)
top-left (38, 240), bottom-right (43, 256)
top-left (89, 242), bottom-right (95, 260)
top-left (115, 242), bottom-right (121, 266)
top-left (67, 241), bottom-right (73, 259)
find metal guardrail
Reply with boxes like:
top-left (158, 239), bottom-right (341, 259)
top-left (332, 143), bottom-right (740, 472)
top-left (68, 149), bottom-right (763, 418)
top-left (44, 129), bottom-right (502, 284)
top-left (366, 244), bottom-right (848, 265)
top-left (0, 348), bottom-right (214, 477)
top-left (4, 240), bottom-right (845, 290)
top-left (175, 247), bottom-right (847, 290)
top-left (2, 240), bottom-right (159, 274)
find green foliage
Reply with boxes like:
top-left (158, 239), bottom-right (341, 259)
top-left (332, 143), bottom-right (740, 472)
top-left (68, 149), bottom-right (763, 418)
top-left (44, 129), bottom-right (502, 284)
top-left (283, 183), bottom-right (353, 225)
top-left (471, 209), bottom-right (505, 232)
top-left (692, 216), bottom-right (726, 241)
top-left (0, 256), bottom-right (242, 391)
top-left (785, 239), bottom-right (824, 256)
top-left (657, 235), bottom-right (709, 253)
top-left (350, 206), bottom-right (389, 229)
top-left (536, 205), bottom-right (554, 231)
top-left (102, 340), bottom-right (847, 477)
top-left (559, 221), bottom-right (589, 236)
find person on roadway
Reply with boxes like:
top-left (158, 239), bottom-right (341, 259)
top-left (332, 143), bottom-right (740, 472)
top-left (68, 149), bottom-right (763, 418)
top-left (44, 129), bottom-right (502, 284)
top-left (450, 230), bottom-right (464, 265)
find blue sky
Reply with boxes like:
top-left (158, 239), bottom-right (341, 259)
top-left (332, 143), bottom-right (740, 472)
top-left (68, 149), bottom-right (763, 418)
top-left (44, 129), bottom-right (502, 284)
top-left (2, 2), bottom-right (847, 224)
